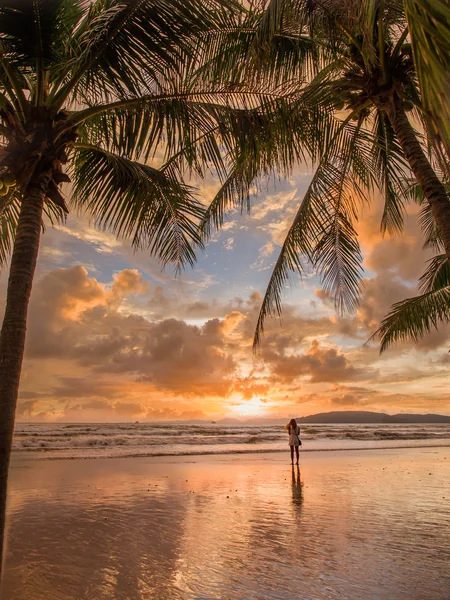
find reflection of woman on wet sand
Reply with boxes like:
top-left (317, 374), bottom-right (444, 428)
top-left (285, 418), bottom-right (301, 465)
top-left (291, 465), bottom-right (303, 504)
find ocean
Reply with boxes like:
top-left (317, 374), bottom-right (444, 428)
top-left (13, 422), bottom-right (450, 460)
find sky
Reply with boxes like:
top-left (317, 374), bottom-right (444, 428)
top-left (1, 166), bottom-right (450, 422)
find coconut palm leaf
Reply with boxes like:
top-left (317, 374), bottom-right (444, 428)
top-left (374, 285), bottom-right (450, 352)
top-left (309, 118), bottom-right (370, 315)
top-left (418, 201), bottom-right (445, 252)
top-left (0, 189), bottom-right (66, 269)
top-left (253, 158), bottom-right (349, 347)
top-left (201, 0), bottom-right (449, 353)
top-left (71, 145), bottom-right (204, 269)
top-left (0, 0), bottom-right (240, 112)
top-left (200, 93), bottom-right (343, 245)
top-left (0, 0), bottom-right (81, 69)
top-left (372, 111), bottom-right (413, 234)
top-left (73, 90), bottom-right (285, 166)
top-left (0, 0), bottom-right (82, 109)
top-left (200, 158), bottom-right (259, 239)
top-left (0, 194), bottom-right (20, 268)
top-left (418, 254), bottom-right (450, 293)
top-left (405, 0), bottom-right (450, 162)
top-left (313, 196), bottom-right (363, 315)
top-left (50, 0), bottom-right (237, 107)
top-left (252, 113), bottom-right (378, 346)
top-left (253, 165), bottom-right (324, 348)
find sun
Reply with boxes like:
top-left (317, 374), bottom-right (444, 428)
top-left (229, 397), bottom-right (269, 417)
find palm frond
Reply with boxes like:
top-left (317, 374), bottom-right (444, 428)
top-left (200, 157), bottom-right (259, 239)
top-left (0, 0), bottom-right (82, 104)
top-left (71, 145), bottom-right (205, 269)
top-left (0, 0), bottom-right (79, 66)
top-left (418, 200), bottom-right (444, 252)
top-left (373, 285), bottom-right (450, 352)
top-left (373, 110), bottom-right (412, 234)
top-left (199, 94), bottom-right (327, 241)
top-left (311, 117), bottom-right (370, 313)
top-left (253, 108), bottom-right (382, 347)
top-left (313, 196), bottom-right (363, 315)
top-left (193, 1), bottom-right (320, 92)
top-left (405, 0), bottom-right (450, 161)
top-left (253, 161), bottom-right (329, 348)
top-left (51, 0), bottom-right (237, 107)
top-left (252, 0), bottom-right (291, 45)
top-left (0, 194), bottom-right (20, 268)
top-left (0, 188), bottom-right (66, 268)
top-left (418, 254), bottom-right (450, 293)
top-left (75, 91), bottom-right (278, 163)
top-left (0, 42), bottom-right (28, 115)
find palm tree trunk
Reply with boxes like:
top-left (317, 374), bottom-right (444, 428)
top-left (385, 95), bottom-right (450, 263)
top-left (0, 178), bottom-right (47, 578)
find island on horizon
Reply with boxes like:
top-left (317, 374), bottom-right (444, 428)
top-left (215, 410), bottom-right (450, 425)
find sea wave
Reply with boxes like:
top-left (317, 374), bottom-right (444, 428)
top-left (11, 422), bottom-right (450, 460)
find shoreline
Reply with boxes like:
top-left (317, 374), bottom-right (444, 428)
top-left (10, 440), bottom-right (450, 463)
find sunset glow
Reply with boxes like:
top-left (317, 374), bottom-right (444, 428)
top-left (1, 173), bottom-right (449, 422)
top-left (230, 397), bottom-right (271, 417)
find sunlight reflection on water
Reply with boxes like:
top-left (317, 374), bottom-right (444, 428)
top-left (2, 448), bottom-right (450, 599)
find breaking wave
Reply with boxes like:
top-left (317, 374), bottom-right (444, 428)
top-left (12, 422), bottom-right (450, 460)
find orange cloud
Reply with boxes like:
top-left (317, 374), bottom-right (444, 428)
top-left (9, 250), bottom-right (450, 422)
top-left (263, 339), bottom-right (375, 384)
top-left (109, 269), bottom-right (148, 305)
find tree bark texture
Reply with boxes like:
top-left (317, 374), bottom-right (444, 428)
top-left (385, 95), bottom-right (450, 264)
top-left (0, 179), bottom-right (47, 580)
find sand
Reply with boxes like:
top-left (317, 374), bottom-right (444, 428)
top-left (2, 447), bottom-right (450, 599)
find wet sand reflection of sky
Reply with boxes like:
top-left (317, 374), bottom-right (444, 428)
top-left (3, 448), bottom-right (450, 600)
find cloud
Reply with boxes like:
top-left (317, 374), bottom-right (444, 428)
top-left (23, 266), bottom-right (241, 400)
top-left (232, 378), bottom-right (270, 400)
top-left (56, 223), bottom-right (123, 255)
top-left (143, 407), bottom-right (206, 421)
top-left (250, 241), bottom-right (275, 271)
top-left (357, 273), bottom-right (411, 331)
top-left (51, 378), bottom-right (124, 399)
top-left (264, 339), bottom-right (373, 384)
top-left (314, 289), bottom-right (333, 306)
top-left (87, 317), bottom-right (236, 397)
top-left (220, 311), bottom-right (246, 335)
top-left (312, 202), bottom-right (450, 350)
top-left (326, 384), bottom-right (379, 407)
top-left (17, 399), bottom-right (40, 416)
top-left (110, 269), bottom-right (148, 304)
top-left (113, 401), bottom-right (146, 416)
top-left (330, 393), bottom-right (361, 406)
top-left (80, 400), bottom-right (111, 410)
top-left (3, 200), bottom-right (449, 422)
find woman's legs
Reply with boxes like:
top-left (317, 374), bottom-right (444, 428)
top-left (295, 446), bottom-right (299, 465)
top-left (290, 446), bottom-right (294, 464)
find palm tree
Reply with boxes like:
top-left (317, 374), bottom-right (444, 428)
top-left (0, 0), bottom-right (266, 576)
top-left (197, 0), bottom-right (450, 347)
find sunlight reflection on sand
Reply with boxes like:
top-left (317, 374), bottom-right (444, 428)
top-left (2, 448), bottom-right (450, 599)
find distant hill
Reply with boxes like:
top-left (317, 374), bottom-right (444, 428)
top-left (214, 411), bottom-right (450, 426)
top-left (297, 411), bottom-right (450, 424)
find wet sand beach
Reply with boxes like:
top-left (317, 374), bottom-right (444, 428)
top-left (2, 447), bottom-right (450, 599)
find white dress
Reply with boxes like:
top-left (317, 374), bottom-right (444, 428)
top-left (288, 425), bottom-right (301, 446)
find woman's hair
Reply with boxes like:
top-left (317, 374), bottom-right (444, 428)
top-left (285, 418), bottom-right (297, 431)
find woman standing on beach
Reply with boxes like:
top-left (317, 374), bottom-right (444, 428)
top-left (286, 419), bottom-right (301, 465)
